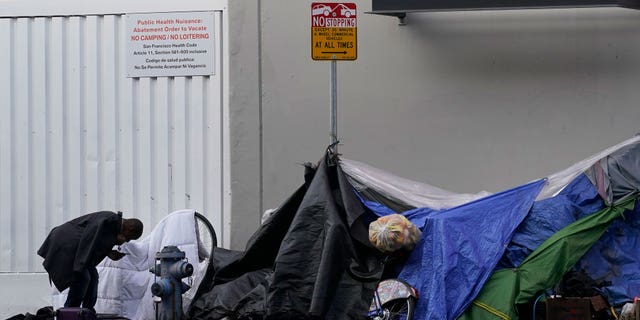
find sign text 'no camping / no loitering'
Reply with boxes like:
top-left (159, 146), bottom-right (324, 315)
top-left (311, 2), bottom-right (357, 61)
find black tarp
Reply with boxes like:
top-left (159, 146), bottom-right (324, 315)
top-left (187, 153), bottom-right (385, 320)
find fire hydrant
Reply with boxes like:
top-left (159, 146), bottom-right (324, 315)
top-left (150, 246), bottom-right (194, 320)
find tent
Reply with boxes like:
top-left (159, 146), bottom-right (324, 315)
top-left (188, 156), bottom-right (385, 319)
top-left (188, 135), bottom-right (640, 320)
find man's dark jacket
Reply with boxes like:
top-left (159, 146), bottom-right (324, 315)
top-left (37, 211), bottom-right (122, 291)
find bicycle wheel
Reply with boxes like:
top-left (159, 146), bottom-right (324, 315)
top-left (381, 297), bottom-right (415, 320)
top-left (194, 212), bottom-right (217, 262)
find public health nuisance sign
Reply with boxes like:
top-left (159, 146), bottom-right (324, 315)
top-left (311, 2), bottom-right (357, 60)
top-left (125, 11), bottom-right (215, 78)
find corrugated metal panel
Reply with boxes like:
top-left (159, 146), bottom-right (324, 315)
top-left (0, 13), bottom-right (226, 272)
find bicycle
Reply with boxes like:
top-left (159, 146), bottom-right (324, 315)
top-left (367, 278), bottom-right (418, 320)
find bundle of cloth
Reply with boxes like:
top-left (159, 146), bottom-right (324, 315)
top-left (50, 209), bottom-right (209, 320)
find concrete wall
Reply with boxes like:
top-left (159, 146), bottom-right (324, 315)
top-left (227, 1), bottom-right (263, 249)
top-left (247, 2), bottom-right (640, 219)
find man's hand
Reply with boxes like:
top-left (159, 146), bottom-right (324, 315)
top-left (108, 250), bottom-right (127, 261)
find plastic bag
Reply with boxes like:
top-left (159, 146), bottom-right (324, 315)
top-left (368, 214), bottom-right (422, 253)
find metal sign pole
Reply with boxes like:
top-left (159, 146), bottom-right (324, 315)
top-left (330, 59), bottom-right (338, 151)
top-left (311, 2), bottom-right (357, 153)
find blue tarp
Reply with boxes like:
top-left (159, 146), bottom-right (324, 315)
top-left (498, 174), bottom-right (605, 269)
top-left (390, 180), bottom-right (546, 320)
top-left (577, 203), bottom-right (640, 305)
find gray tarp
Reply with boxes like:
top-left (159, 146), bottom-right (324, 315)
top-left (586, 139), bottom-right (640, 205)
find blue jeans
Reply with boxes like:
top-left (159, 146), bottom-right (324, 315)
top-left (64, 266), bottom-right (99, 310)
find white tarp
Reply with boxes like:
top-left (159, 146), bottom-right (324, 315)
top-left (341, 135), bottom-right (640, 210)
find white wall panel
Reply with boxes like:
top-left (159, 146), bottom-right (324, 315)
top-left (47, 17), bottom-right (66, 239)
top-left (13, 18), bottom-right (30, 272)
top-left (30, 18), bottom-right (48, 271)
top-left (0, 19), bottom-right (14, 272)
top-left (0, 13), bottom-right (226, 272)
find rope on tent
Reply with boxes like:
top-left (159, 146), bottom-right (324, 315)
top-left (327, 140), bottom-right (341, 166)
top-left (610, 306), bottom-right (619, 320)
top-left (532, 293), bottom-right (545, 320)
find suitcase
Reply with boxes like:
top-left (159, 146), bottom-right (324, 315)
top-left (56, 307), bottom-right (97, 320)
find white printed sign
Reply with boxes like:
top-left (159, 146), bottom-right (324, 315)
top-left (125, 11), bottom-right (215, 77)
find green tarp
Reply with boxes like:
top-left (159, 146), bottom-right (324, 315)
top-left (459, 196), bottom-right (637, 320)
